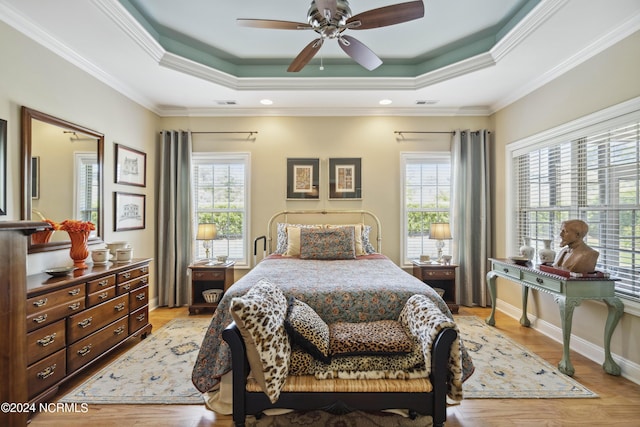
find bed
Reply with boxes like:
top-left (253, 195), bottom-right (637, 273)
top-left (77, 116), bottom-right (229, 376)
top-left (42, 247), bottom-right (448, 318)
top-left (191, 210), bottom-right (474, 427)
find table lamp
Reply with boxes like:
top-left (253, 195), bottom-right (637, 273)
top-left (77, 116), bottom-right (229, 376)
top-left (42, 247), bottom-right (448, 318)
top-left (196, 223), bottom-right (217, 263)
top-left (430, 223), bottom-right (451, 262)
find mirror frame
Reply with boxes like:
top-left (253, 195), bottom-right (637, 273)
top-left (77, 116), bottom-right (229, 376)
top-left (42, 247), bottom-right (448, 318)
top-left (0, 118), bottom-right (6, 216)
top-left (21, 106), bottom-right (104, 253)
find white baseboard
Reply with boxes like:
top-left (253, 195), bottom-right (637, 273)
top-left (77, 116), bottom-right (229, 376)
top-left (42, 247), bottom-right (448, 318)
top-left (495, 299), bottom-right (640, 386)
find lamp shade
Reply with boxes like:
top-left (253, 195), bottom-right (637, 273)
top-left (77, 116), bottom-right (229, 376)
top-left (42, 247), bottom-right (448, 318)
top-left (196, 223), bottom-right (217, 240)
top-left (430, 223), bottom-right (451, 240)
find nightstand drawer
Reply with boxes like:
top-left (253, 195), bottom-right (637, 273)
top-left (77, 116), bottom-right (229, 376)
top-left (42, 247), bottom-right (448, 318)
top-left (422, 269), bottom-right (455, 280)
top-left (193, 270), bottom-right (225, 281)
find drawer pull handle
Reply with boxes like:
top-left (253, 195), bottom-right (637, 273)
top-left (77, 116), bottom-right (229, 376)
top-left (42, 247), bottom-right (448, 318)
top-left (142, 267), bottom-right (148, 273)
top-left (33, 298), bottom-right (48, 307)
top-left (34, 314), bottom-right (48, 324)
top-left (122, 272), bottom-right (131, 279)
top-left (78, 317), bottom-right (93, 328)
top-left (136, 293), bottom-right (146, 301)
top-left (99, 292), bottom-right (109, 300)
top-left (141, 277), bottom-right (148, 284)
top-left (115, 302), bottom-right (126, 312)
top-left (114, 326), bottom-right (126, 335)
top-left (69, 302), bottom-right (81, 311)
top-left (122, 284), bottom-right (131, 291)
top-left (37, 364), bottom-right (57, 380)
top-left (69, 288), bottom-right (81, 296)
top-left (536, 278), bottom-right (544, 284)
top-left (136, 313), bottom-right (146, 322)
top-left (98, 279), bottom-right (110, 287)
top-left (37, 333), bottom-right (57, 347)
top-left (77, 345), bottom-right (92, 357)
top-left (503, 268), bottom-right (509, 273)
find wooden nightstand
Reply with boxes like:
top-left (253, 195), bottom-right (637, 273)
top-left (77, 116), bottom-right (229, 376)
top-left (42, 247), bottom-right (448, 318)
top-left (412, 261), bottom-right (459, 314)
top-left (188, 261), bottom-right (235, 315)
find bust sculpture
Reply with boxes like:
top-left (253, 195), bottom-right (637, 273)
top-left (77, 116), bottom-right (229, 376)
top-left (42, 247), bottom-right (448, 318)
top-left (553, 219), bottom-right (599, 273)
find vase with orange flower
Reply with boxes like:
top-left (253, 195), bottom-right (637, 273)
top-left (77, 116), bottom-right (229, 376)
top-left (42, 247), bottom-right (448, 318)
top-left (59, 219), bottom-right (96, 269)
top-left (31, 218), bottom-right (59, 245)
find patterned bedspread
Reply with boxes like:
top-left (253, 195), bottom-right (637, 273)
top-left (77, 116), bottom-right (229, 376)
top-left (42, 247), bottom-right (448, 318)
top-left (191, 255), bottom-right (474, 393)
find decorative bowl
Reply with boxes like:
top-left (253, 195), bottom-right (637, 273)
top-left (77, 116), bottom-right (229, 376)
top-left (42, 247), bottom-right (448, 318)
top-left (106, 241), bottom-right (129, 256)
top-left (203, 289), bottom-right (223, 303)
top-left (509, 256), bottom-right (530, 266)
top-left (216, 255), bottom-right (228, 263)
top-left (44, 266), bottom-right (75, 277)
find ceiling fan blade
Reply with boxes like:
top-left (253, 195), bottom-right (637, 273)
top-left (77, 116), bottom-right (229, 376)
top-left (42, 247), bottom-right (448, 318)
top-left (287, 38), bottom-right (323, 72)
top-left (315, 0), bottom-right (338, 21)
top-left (346, 1), bottom-right (425, 30)
top-left (237, 19), bottom-right (312, 30)
top-left (338, 35), bottom-right (383, 71)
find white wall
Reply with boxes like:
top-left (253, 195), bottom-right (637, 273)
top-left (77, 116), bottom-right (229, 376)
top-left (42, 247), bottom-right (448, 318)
top-left (492, 30), bottom-right (640, 378)
top-left (0, 21), bottom-right (159, 298)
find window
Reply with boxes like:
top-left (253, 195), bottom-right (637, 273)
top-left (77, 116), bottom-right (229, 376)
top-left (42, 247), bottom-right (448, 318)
top-left (192, 153), bottom-right (250, 266)
top-left (401, 153), bottom-right (451, 265)
top-left (511, 106), bottom-right (640, 302)
top-left (74, 152), bottom-right (98, 228)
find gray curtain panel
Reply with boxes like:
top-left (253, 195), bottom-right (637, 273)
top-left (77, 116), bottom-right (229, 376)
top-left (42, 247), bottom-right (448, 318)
top-left (451, 130), bottom-right (492, 307)
top-left (157, 130), bottom-right (193, 307)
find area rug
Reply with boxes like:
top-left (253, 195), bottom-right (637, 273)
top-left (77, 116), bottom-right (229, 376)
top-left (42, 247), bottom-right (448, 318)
top-left (456, 316), bottom-right (597, 398)
top-left (247, 410), bottom-right (432, 427)
top-left (60, 315), bottom-right (596, 406)
top-left (59, 317), bottom-right (211, 404)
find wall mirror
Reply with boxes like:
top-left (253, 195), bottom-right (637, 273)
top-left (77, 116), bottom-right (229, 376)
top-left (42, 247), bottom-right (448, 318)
top-left (21, 107), bottom-right (104, 253)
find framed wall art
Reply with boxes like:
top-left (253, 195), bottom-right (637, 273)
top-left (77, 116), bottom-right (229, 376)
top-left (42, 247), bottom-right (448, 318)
top-left (115, 143), bottom-right (146, 187)
top-left (114, 191), bottom-right (146, 231)
top-left (287, 158), bottom-right (319, 200)
top-left (329, 157), bottom-right (362, 199)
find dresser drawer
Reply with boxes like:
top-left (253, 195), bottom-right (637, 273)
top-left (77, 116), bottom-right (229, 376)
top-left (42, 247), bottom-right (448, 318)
top-left (523, 271), bottom-right (563, 293)
top-left (28, 349), bottom-right (66, 399)
top-left (67, 294), bottom-right (129, 343)
top-left (117, 274), bottom-right (149, 295)
top-left (494, 262), bottom-right (522, 280)
top-left (27, 319), bottom-right (66, 366)
top-left (87, 285), bottom-right (117, 307)
top-left (193, 270), bottom-right (225, 281)
top-left (130, 305), bottom-right (149, 333)
top-left (87, 274), bottom-right (116, 294)
top-left (129, 284), bottom-right (149, 312)
top-left (27, 298), bottom-right (85, 332)
top-left (67, 317), bottom-right (129, 373)
top-left (27, 285), bottom-right (86, 316)
top-left (117, 265), bottom-right (150, 283)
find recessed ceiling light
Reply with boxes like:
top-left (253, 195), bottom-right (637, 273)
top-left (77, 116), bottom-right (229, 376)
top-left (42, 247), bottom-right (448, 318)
top-left (379, 99), bottom-right (393, 105)
top-left (260, 99), bottom-right (273, 105)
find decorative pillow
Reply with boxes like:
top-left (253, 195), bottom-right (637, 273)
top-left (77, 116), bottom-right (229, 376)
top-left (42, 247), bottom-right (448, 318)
top-left (229, 279), bottom-right (291, 403)
top-left (361, 224), bottom-right (377, 254)
top-left (284, 298), bottom-right (331, 363)
top-left (299, 226), bottom-right (356, 260)
top-left (329, 320), bottom-right (415, 357)
top-left (276, 223), bottom-right (323, 255)
top-left (326, 223), bottom-right (367, 255)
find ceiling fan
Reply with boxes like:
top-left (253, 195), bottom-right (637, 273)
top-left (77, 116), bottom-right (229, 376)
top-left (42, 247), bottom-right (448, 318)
top-left (237, 0), bottom-right (425, 72)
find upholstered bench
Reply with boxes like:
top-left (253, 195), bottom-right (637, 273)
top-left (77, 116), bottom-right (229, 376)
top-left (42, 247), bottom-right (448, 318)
top-left (222, 279), bottom-right (462, 427)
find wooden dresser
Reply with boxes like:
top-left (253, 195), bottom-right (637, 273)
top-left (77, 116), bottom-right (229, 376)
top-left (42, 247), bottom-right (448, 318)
top-left (25, 258), bottom-right (153, 405)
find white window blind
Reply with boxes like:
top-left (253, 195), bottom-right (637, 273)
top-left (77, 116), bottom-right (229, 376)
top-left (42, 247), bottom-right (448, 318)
top-left (192, 153), bottom-right (250, 265)
top-left (401, 153), bottom-right (451, 264)
top-left (74, 152), bottom-right (98, 226)
top-left (514, 121), bottom-right (640, 301)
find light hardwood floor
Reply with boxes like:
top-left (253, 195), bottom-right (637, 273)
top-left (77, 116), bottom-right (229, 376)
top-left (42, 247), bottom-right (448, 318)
top-left (30, 306), bottom-right (640, 426)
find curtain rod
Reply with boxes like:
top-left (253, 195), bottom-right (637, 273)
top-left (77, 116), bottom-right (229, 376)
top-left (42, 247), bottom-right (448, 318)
top-left (159, 131), bottom-right (258, 135)
top-left (394, 131), bottom-right (455, 135)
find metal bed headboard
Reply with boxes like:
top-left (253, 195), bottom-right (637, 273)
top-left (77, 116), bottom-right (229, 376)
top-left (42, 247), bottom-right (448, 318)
top-left (259, 210), bottom-right (382, 255)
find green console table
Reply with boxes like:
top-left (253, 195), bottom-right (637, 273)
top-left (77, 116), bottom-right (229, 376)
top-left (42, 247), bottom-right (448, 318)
top-left (486, 258), bottom-right (623, 377)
